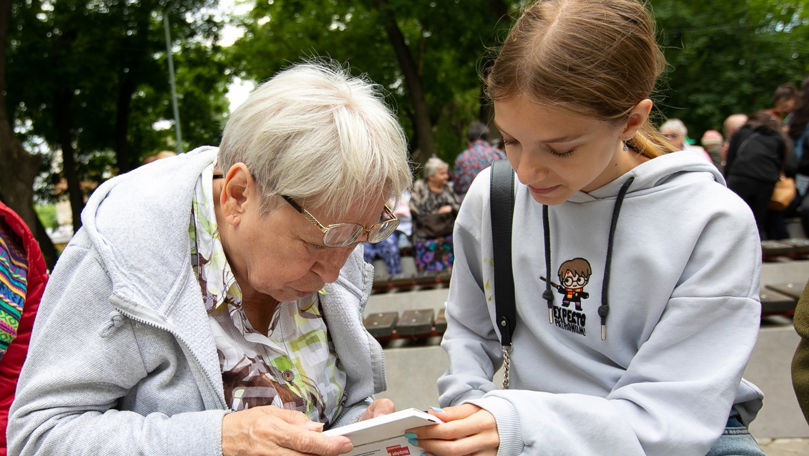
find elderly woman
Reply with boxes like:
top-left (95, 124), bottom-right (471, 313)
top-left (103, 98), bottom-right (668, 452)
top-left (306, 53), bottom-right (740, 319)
top-left (409, 157), bottom-right (460, 272)
top-left (8, 63), bottom-right (411, 455)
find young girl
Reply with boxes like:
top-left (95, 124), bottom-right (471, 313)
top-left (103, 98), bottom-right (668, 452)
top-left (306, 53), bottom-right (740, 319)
top-left (410, 0), bottom-right (765, 454)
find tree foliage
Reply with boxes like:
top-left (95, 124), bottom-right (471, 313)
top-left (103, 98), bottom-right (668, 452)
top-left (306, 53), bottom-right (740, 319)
top-left (3, 0), bottom-right (809, 255)
top-left (653, 0), bottom-right (809, 137)
top-left (227, 0), bottom-right (511, 170)
top-left (4, 0), bottom-right (230, 236)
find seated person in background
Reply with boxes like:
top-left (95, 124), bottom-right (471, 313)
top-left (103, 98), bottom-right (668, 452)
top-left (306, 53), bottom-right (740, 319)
top-left (8, 62), bottom-right (412, 456)
top-left (0, 201), bottom-right (48, 456)
top-left (392, 189), bottom-right (412, 251)
top-left (453, 121), bottom-right (506, 201)
top-left (363, 192), bottom-right (411, 277)
top-left (701, 129), bottom-right (724, 170)
top-left (660, 118), bottom-right (712, 162)
top-left (722, 113), bottom-right (749, 166)
top-left (724, 111), bottom-right (790, 239)
top-left (409, 157), bottom-right (460, 273)
top-left (765, 82), bottom-right (798, 129)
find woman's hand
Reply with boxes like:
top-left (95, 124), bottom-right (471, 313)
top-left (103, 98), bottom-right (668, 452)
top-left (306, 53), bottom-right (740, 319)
top-left (222, 406), bottom-right (353, 456)
top-left (409, 404), bottom-right (500, 456)
top-left (359, 398), bottom-right (395, 421)
top-left (437, 205), bottom-right (453, 214)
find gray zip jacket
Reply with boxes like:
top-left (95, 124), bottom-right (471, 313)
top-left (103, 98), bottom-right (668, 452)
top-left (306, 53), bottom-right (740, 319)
top-left (8, 147), bottom-right (386, 455)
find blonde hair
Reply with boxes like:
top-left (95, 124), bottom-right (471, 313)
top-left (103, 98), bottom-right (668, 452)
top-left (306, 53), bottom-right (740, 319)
top-left (218, 62), bottom-right (412, 219)
top-left (486, 0), bottom-right (676, 157)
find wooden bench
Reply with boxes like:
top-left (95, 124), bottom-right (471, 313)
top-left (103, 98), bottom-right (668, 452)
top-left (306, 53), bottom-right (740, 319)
top-left (762, 240), bottom-right (796, 261)
top-left (371, 270), bottom-right (452, 294)
top-left (760, 288), bottom-right (798, 317)
top-left (761, 279), bottom-right (808, 317)
top-left (762, 239), bottom-right (809, 262)
top-left (363, 308), bottom-right (447, 345)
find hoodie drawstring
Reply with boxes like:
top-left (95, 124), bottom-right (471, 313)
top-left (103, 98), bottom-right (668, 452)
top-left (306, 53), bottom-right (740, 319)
top-left (542, 205), bottom-right (554, 324)
top-left (542, 176), bottom-right (635, 340)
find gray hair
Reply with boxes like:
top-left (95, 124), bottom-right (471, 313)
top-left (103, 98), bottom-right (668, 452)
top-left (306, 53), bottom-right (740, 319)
top-left (660, 118), bottom-right (687, 137)
top-left (467, 121), bottom-right (490, 142)
top-left (423, 157), bottom-right (449, 178)
top-left (218, 62), bottom-right (412, 219)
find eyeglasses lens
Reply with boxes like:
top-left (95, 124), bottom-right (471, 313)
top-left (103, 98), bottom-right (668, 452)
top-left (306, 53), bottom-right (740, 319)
top-left (323, 224), bottom-right (364, 247)
top-left (368, 220), bottom-right (399, 243)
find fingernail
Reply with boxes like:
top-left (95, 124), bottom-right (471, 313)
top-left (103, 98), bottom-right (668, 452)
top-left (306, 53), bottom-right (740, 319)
top-left (430, 406), bottom-right (444, 413)
top-left (404, 432), bottom-right (417, 439)
top-left (408, 438), bottom-right (419, 446)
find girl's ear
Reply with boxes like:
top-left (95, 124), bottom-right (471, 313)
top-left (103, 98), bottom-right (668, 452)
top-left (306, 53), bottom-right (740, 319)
top-left (621, 99), bottom-right (653, 141)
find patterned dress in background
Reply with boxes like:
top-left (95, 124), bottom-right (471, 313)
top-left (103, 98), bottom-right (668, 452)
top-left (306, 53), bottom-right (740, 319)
top-left (409, 179), bottom-right (460, 272)
top-left (452, 139), bottom-right (506, 200)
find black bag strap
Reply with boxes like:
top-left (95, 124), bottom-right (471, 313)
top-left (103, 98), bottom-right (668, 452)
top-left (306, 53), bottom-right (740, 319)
top-left (489, 160), bottom-right (516, 347)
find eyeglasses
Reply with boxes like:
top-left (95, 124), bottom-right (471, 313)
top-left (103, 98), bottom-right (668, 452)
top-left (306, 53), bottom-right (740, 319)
top-left (281, 195), bottom-right (400, 247)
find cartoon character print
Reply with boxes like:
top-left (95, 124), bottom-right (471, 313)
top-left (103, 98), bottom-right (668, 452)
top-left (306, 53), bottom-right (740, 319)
top-left (554, 258), bottom-right (592, 311)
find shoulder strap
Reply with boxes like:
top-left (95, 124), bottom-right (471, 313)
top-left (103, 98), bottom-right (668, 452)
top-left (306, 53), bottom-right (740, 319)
top-left (489, 160), bottom-right (516, 346)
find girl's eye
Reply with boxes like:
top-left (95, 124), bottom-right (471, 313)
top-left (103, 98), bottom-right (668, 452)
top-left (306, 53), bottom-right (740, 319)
top-left (502, 138), bottom-right (518, 147)
top-left (549, 148), bottom-right (574, 158)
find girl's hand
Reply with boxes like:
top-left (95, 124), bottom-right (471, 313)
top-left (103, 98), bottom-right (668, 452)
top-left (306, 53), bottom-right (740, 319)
top-left (408, 404), bottom-right (500, 456)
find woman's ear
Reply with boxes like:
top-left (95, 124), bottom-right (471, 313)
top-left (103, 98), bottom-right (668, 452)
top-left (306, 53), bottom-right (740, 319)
top-left (219, 163), bottom-right (252, 224)
top-left (621, 99), bottom-right (653, 141)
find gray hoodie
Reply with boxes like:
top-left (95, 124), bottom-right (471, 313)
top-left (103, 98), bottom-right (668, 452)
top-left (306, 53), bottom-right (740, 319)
top-left (439, 150), bottom-right (764, 455)
top-left (8, 147), bottom-right (385, 455)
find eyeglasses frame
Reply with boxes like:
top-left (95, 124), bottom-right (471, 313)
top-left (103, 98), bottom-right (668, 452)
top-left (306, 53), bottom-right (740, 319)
top-left (281, 195), bottom-right (399, 247)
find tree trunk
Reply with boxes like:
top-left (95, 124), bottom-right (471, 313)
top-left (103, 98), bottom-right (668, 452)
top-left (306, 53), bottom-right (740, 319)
top-left (54, 89), bottom-right (83, 236)
top-left (0, 0), bottom-right (57, 268)
top-left (372, 0), bottom-right (435, 167)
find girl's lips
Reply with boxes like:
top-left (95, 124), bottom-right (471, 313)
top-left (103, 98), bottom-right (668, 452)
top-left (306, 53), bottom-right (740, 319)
top-left (528, 184), bottom-right (561, 195)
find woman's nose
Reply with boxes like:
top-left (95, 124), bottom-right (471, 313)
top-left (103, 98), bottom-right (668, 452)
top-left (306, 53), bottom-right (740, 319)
top-left (312, 246), bottom-right (355, 282)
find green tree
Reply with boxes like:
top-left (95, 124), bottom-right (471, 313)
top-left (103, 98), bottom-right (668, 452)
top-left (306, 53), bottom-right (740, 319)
top-left (652, 0), bottom-right (809, 138)
top-left (228, 0), bottom-right (512, 170)
top-left (3, 0), bottom-right (230, 248)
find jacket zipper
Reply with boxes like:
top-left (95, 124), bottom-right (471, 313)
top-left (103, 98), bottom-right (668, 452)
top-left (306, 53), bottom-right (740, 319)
top-left (112, 301), bottom-right (227, 410)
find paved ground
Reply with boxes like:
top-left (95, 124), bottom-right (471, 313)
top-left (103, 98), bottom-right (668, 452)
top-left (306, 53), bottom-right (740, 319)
top-left (368, 259), bottom-right (809, 454)
top-left (758, 437), bottom-right (809, 455)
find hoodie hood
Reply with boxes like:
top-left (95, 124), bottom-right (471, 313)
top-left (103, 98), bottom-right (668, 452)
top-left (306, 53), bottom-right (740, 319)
top-left (567, 149), bottom-right (724, 204)
top-left (80, 147), bottom-right (218, 314)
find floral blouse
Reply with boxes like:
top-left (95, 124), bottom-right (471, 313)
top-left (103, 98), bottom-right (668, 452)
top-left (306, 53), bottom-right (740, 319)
top-left (189, 164), bottom-right (346, 425)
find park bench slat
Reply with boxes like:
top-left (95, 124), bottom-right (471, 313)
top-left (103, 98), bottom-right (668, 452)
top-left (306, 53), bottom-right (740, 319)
top-left (765, 281), bottom-right (806, 300)
top-left (396, 309), bottom-right (435, 336)
top-left (363, 312), bottom-right (399, 338)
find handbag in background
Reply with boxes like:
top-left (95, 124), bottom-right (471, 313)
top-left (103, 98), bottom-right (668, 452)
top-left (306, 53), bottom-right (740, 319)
top-left (416, 211), bottom-right (455, 238)
top-left (770, 174), bottom-right (797, 211)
